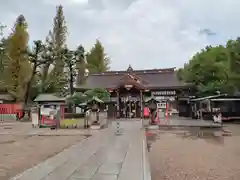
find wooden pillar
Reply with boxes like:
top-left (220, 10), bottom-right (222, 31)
top-left (140, 90), bottom-right (143, 119)
top-left (116, 90), bottom-right (120, 118)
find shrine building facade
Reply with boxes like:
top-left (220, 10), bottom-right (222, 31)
top-left (75, 65), bottom-right (194, 118)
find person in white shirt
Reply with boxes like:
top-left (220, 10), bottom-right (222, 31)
top-left (213, 110), bottom-right (222, 124)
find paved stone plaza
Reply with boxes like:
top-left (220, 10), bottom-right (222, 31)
top-left (10, 120), bottom-right (151, 180)
top-left (159, 117), bottom-right (222, 128)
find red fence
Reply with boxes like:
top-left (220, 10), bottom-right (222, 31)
top-left (0, 104), bottom-right (20, 114)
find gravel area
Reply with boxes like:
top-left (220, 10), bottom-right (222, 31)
top-left (0, 122), bottom-right (87, 180)
top-left (148, 125), bottom-right (240, 180)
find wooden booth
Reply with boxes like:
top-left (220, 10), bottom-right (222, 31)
top-left (33, 94), bottom-right (65, 128)
top-left (191, 94), bottom-right (240, 121)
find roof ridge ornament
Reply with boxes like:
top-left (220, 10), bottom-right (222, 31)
top-left (127, 64), bottom-right (133, 72)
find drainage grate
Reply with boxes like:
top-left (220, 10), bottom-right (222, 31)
top-left (3, 127), bottom-right (12, 129)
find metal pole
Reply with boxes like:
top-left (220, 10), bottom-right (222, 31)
top-left (115, 104), bottom-right (121, 135)
top-left (116, 90), bottom-right (120, 118)
top-left (129, 93), bottom-right (131, 120)
top-left (0, 108), bottom-right (2, 124)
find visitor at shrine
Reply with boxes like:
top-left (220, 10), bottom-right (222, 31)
top-left (143, 106), bottom-right (149, 119)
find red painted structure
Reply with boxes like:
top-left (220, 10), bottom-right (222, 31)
top-left (39, 105), bottom-right (65, 127)
top-left (0, 104), bottom-right (23, 120)
top-left (0, 104), bottom-right (19, 114)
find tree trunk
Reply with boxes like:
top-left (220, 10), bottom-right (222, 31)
top-left (68, 64), bottom-right (74, 113)
top-left (20, 63), bottom-right (37, 121)
top-left (41, 63), bottom-right (50, 92)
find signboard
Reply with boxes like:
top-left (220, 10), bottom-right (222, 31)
top-left (124, 84), bottom-right (133, 90)
top-left (152, 90), bottom-right (176, 96)
top-left (155, 96), bottom-right (175, 101)
top-left (121, 96), bottom-right (139, 102)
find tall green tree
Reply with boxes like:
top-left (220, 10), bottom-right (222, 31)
top-left (84, 88), bottom-right (110, 101)
top-left (25, 40), bottom-right (54, 104)
top-left (62, 48), bottom-right (75, 96)
top-left (226, 38), bottom-right (240, 91)
top-left (41, 5), bottom-right (67, 93)
top-left (4, 15), bottom-right (32, 101)
top-left (179, 45), bottom-right (231, 96)
top-left (75, 45), bottom-right (87, 85)
top-left (87, 39), bottom-right (110, 73)
top-left (0, 23), bottom-right (6, 85)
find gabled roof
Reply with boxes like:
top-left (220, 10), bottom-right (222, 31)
top-left (34, 94), bottom-right (66, 102)
top-left (0, 93), bottom-right (14, 101)
top-left (191, 94), bottom-right (227, 102)
top-left (119, 73), bottom-right (149, 85)
top-left (117, 73), bottom-right (147, 89)
top-left (144, 96), bottom-right (160, 103)
top-left (75, 66), bottom-right (190, 90)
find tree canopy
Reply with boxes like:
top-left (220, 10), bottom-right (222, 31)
top-left (86, 40), bottom-right (110, 73)
top-left (67, 88), bottom-right (110, 106)
top-left (0, 5), bottom-right (111, 108)
top-left (42, 5), bottom-right (67, 94)
top-left (178, 39), bottom-right (240, 96)
top-left (4, 15), bottom-right (32, 101)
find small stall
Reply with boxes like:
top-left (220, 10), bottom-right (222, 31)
top-left (190, 94), bottom-right (227, 120)
top-left (33, 94), bottom-right (65, 128)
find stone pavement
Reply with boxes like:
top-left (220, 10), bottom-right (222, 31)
top-left (10, 120), bottom-right (151, 180)
top-left (159, 117), bottom-right (222, 128)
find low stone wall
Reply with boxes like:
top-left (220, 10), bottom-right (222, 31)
top-left (60, 119), bottom-right (85, 129)
top-left (35, 111), bottom-right (108, 129)
top-left (0, 114), bottom-right (17, 122)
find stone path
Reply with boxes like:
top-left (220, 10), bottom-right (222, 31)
top-left (159, 118), bottom-right (222, 128)
top-left (10, 120), bottom-right (151, 180)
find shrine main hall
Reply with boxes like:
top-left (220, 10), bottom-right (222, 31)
top-left (75, 65), bottom-right (193, 118)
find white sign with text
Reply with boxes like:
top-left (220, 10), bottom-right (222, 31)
top-left (152, 90), bottom-right (176, 96)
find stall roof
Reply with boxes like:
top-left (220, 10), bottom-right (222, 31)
top-left (211, 98), bottom-right (240, 101)
top-left (191, 94), bottom-right (227, 102)
top-left (34, 94), bottom-right (66, 102)
top-left (0, 93), bottom-right (14, 101)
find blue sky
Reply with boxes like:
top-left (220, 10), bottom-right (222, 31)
top-left (0, 0), bottom-right (239, 70)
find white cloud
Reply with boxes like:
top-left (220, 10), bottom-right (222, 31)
top-left (43, 0), bottom-right (88, 6)
top-left (0, 0), bottom-right (239, 70)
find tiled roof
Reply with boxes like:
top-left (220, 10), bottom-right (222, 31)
top-left (76, 67), bottom-right (190, 90)
top-left (34, 94), bottom-right (66, 102)
top-left (0, 94), bottom-right (14, 101)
